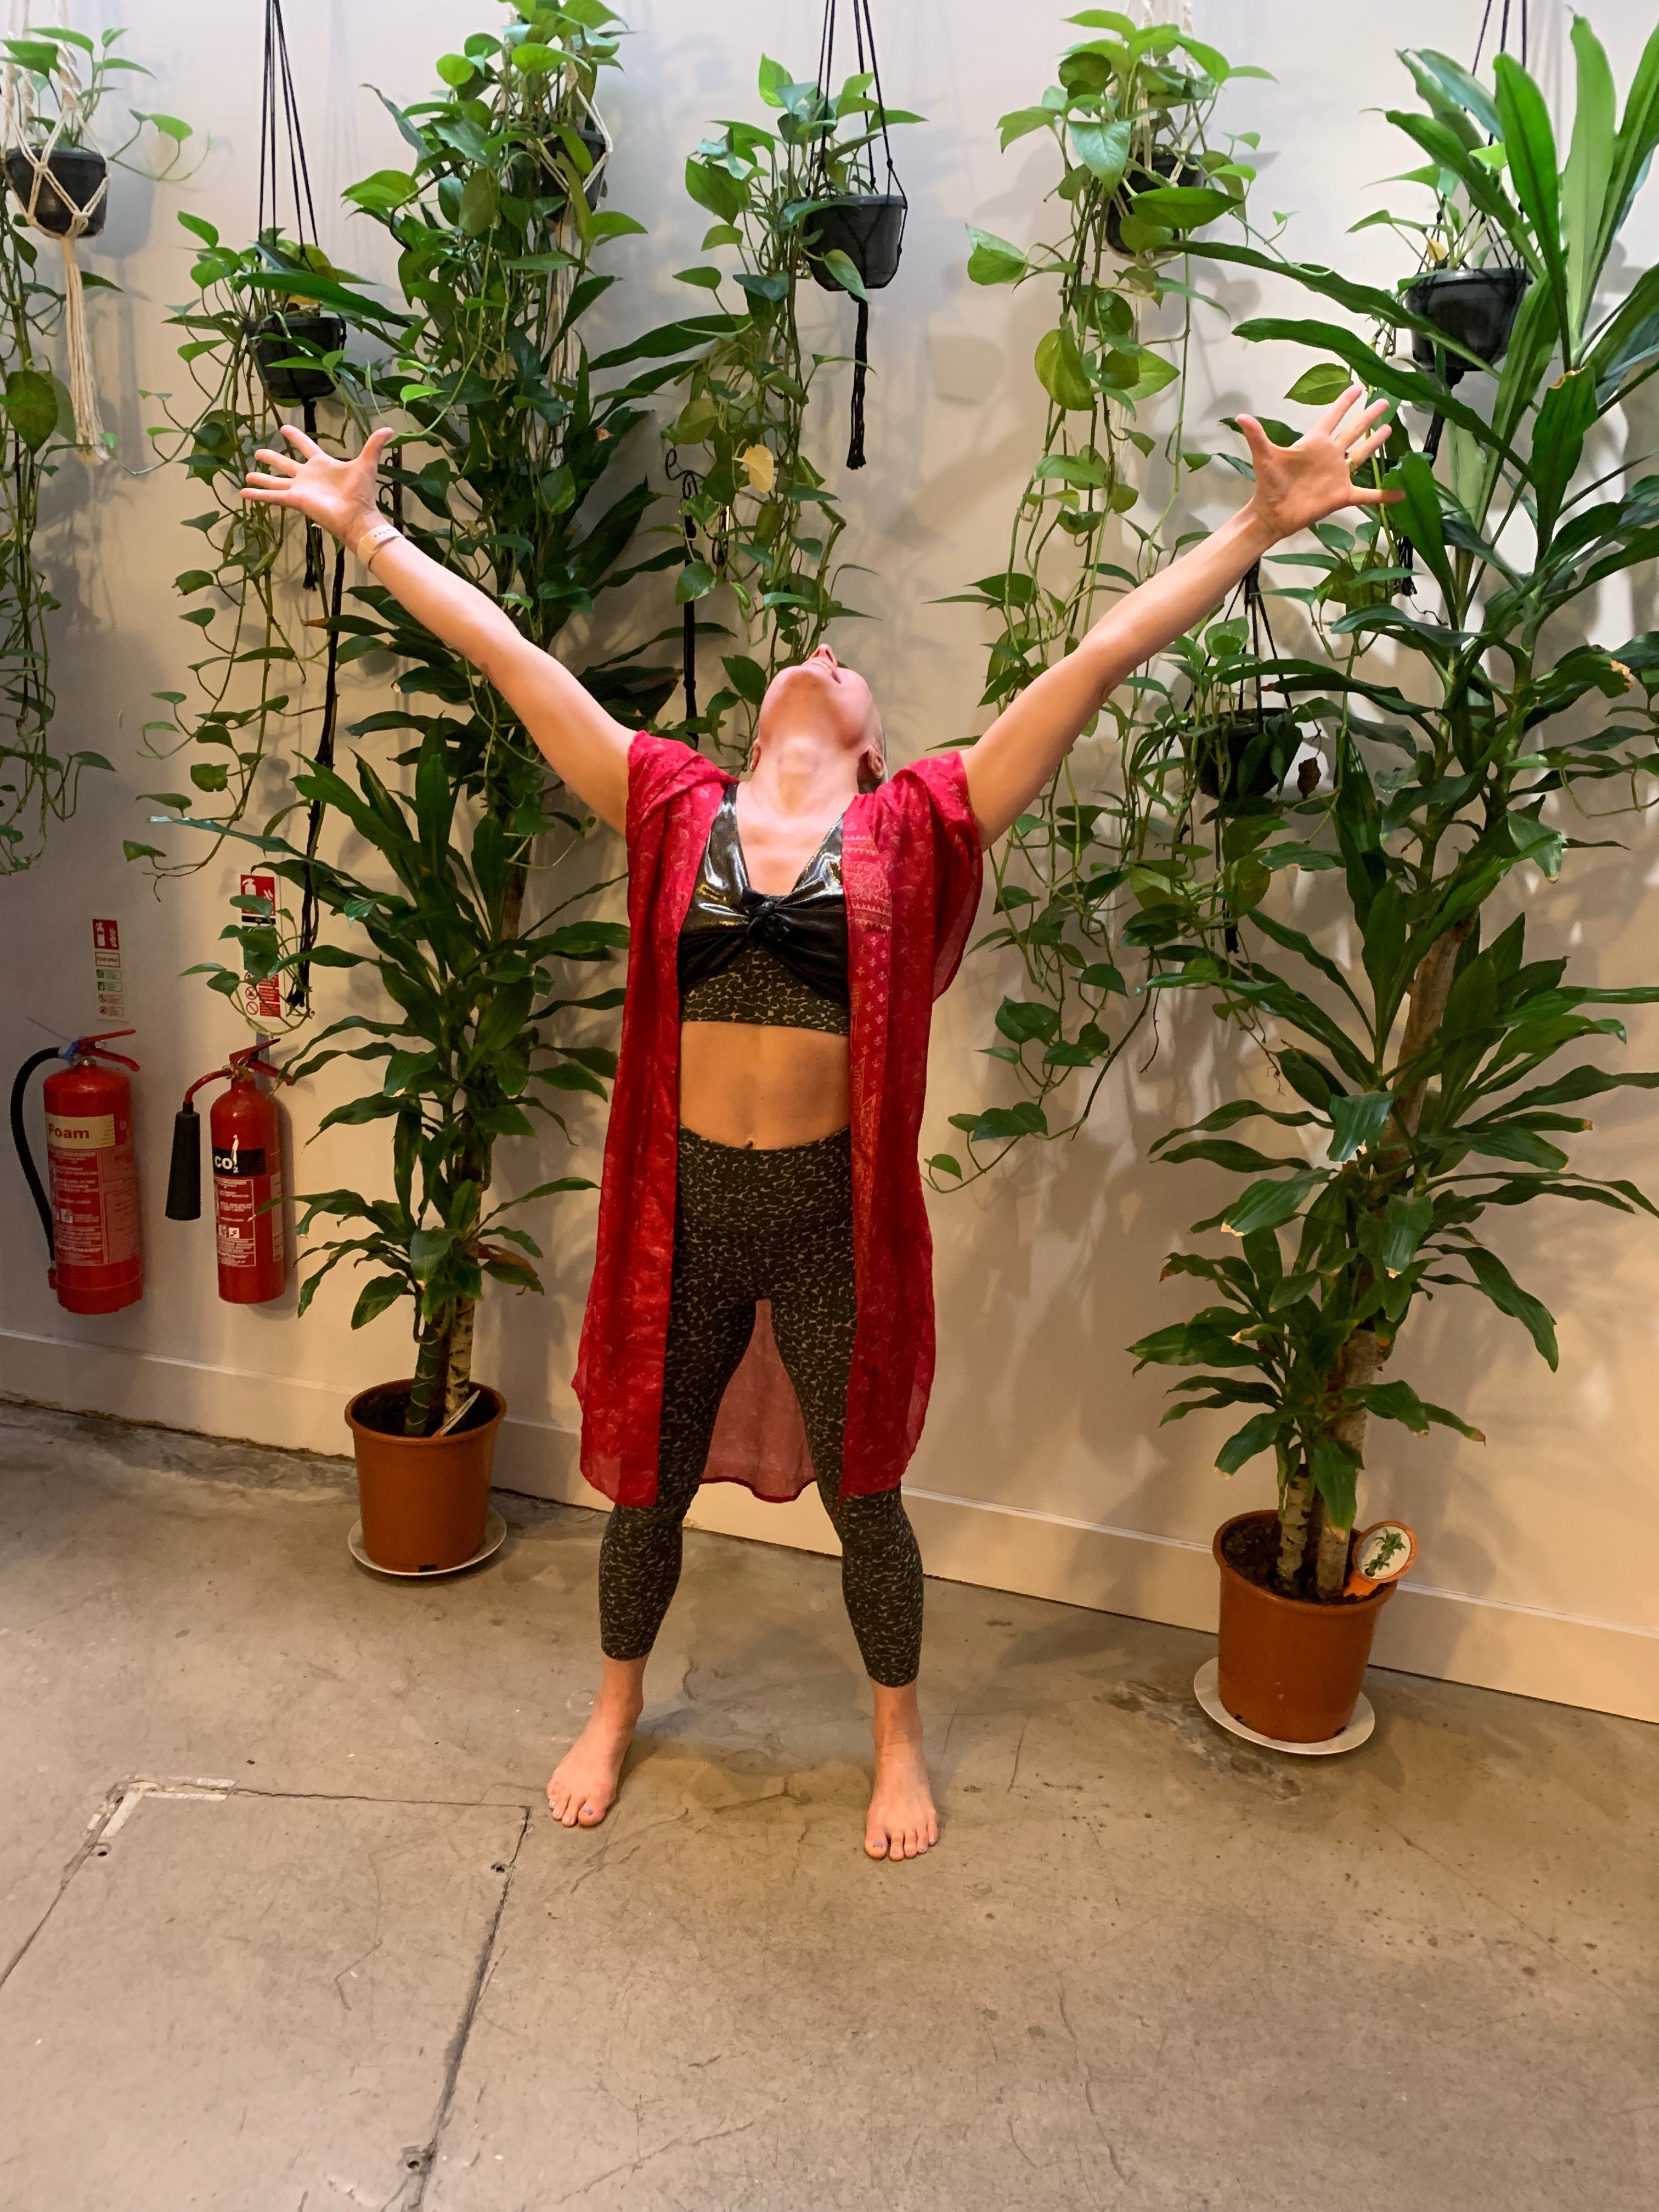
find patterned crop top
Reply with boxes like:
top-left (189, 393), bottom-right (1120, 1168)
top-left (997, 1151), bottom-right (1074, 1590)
top-left (677, 787), bottom-right (850, 1035)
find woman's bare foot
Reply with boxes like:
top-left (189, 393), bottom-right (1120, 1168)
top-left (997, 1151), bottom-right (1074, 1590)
top-left (547, 1657), bottom-right (646, 1828)
top-left (865, 1679), bottom-right (939, 1860)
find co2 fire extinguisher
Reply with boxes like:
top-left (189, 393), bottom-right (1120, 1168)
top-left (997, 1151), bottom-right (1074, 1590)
top-left (165, 1047), bottom-right (291, 1305)
top-left (9, 1031), bottom-right (144, 1314)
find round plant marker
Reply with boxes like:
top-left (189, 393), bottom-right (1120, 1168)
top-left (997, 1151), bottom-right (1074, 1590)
top-left (1344, 1519), bottom-right (1418, 1598)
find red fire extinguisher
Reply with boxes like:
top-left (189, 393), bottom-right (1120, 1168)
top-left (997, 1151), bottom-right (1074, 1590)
top-left (165, 1046), bottom-right (290, 1305)
top-left (9, 1031), bottom-right (144, 1314)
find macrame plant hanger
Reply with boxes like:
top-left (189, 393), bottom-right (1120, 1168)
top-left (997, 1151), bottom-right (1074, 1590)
top-left (2, 0), bottom-right (109, 454)
top-left (253, 0), bottom-right (341, 1015)
top-left (811, 0), bottom-right (906, 470)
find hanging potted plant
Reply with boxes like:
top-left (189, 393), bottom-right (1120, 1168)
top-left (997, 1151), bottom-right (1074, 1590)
top-left (606, 43), bottom-right (913, 754)
top-left (1039, 13), bottom-right (1262, 261)
top-left (1133, 22), bottom-right (1659, 1743)
top-left (1, 23), bottom-right (191, 870)
top-left (797, 1), bottom-right (917, 465)
top-left (0, 21), bottom-right (144, 238)
top-left (929, 12), bottom-right (1263, 1188)
top-left (1180, 564), bottom-right (1307, 804)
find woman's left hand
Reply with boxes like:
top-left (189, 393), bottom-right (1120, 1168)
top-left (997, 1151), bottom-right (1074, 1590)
top-left (1238, 384), bottom-right (1403, 543)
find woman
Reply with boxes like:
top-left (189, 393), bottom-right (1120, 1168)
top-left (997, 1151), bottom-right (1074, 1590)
top-left (245, 385), bottom-right (1397, 1859)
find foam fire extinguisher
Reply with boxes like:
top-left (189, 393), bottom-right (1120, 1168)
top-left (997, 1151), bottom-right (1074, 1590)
top-left (9, 1031), bottom-right (144, 1314)
top-left (165, 1046), bottom-right (291, 1305)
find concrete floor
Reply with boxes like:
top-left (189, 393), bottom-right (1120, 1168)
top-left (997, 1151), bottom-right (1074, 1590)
top-left (0, 1403), bottom-right (1654, 2212)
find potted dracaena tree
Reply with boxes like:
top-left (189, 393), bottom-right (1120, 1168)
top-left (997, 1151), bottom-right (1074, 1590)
top-left (0, 27), bottom-right (190, 870)
top-left (160, 4), bottom-right (699, 1570)
top-left (597, 50), bottom-right (916, 760)
top-left (1128, 21), bottom-right (1659, 1742)
top-left (929, 13), bottom-right (1268, 1186)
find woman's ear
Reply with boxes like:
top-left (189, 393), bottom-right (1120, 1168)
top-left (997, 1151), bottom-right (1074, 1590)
top-left (858, 746), bottom-right (885, 792)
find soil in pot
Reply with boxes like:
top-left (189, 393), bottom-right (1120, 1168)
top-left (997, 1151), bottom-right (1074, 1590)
top-left (1404, 266), bottom-right (1531, 384)
top-left (1213, 1508), bottom-right (1395, 1742)
top-left (1193, 710), bottom-right (1300, 802)
top-left (347, 1379), bottom-right (504, 1575)
top-left (250, 312), bottom-right (346, 405)
top-left (804, 193), bottom-right (906, 292)
top-left (5, 144), bottom-right (107, 238)
top-left (1104, 149), bottom-right (1204, 257)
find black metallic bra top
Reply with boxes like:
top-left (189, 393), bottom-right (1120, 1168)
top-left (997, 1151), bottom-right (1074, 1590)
top-left (678, 788), bottom-right (850, 1034)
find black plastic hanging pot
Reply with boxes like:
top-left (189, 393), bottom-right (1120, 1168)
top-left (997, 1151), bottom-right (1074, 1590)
top-left (804, 194), bottom-right (907, 472)
top-left (249, 310), bottom-right (346, 404)
top-left (530, 117), bottom-right (608, 212)
top-left (1403, 266), bottom-right (1531, 385)
top-left (5, 144), bottom-right (107, 238)
top-left (804, 192), bottom-right (906, 292)
top-left (1104, 148), bottom-right (1205, 258)
top-left (1193, 709), bottom-right (1301, 803)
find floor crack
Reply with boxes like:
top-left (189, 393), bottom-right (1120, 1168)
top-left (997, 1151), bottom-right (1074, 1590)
top-left (405, 1802), bottom-right (532, 2210)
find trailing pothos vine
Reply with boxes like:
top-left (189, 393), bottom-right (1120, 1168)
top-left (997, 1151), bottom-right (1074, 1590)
top-left (931, 12), bottom-right (1271, 1184)
top-left (0, 26), bottom-right (191, 870)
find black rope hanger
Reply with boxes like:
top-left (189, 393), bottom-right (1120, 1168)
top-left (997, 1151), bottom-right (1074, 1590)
top-left (250, 0), bottom-right (342, 1013)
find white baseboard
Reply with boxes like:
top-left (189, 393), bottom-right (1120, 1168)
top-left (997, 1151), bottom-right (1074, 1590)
top-left (4, 1329), bottom-right (1654, 1725)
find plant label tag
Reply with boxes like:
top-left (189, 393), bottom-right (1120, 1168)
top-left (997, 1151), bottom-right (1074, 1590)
top-left (1345, 1520), bottom-right (1418, 1596)
top-left (92, 919), bottom-right (126, 1021)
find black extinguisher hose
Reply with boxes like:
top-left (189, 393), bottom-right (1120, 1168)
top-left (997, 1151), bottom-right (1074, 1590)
top-left (9, 1047), bottom-right (60, 1261)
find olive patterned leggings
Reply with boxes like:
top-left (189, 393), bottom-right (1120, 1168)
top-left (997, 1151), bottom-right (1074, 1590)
top-left (597, 1125), bottom-right (924, 1687)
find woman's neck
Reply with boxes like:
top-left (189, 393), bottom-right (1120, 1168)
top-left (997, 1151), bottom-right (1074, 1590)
top-left (744, 727), bottom-right (860, 823)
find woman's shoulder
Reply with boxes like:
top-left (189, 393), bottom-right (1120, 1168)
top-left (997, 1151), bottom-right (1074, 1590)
top-left (628, 731), bottom-right (731, 822)
top-left (864, 748), bottom-right (973, 828)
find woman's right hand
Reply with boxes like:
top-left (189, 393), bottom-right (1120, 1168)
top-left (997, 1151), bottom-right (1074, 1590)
top-left (243, 423), bottom-right (394, 545)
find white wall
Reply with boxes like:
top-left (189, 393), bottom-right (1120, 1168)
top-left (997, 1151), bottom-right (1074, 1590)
top-left (3, 1), bottom-right (1655, 1722)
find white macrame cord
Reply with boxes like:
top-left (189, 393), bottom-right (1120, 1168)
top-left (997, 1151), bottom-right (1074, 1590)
top-left (2, 0), bottom-right (106, 451)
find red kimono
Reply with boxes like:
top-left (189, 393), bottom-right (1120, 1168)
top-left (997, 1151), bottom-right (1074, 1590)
top-left (573, 732), bottom-right (983, 1511)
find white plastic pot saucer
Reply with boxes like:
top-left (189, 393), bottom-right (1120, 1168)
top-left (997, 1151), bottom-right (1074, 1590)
top-left (348, 1508), bottom-right (507, 1579)
top-left (1193, 1657), bottom-right (1376, 1756)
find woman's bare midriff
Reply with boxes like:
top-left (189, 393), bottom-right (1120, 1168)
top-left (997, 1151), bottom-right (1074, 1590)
top-left (678, 1021), bottom-right (850, 1149)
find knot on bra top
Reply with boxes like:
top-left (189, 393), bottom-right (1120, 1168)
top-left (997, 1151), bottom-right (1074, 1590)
top-left (678, 787), bottom-right (850, 1018)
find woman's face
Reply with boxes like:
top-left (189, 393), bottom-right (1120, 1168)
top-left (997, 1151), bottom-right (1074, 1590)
top-left (756, 644), bottom-right (883, 782)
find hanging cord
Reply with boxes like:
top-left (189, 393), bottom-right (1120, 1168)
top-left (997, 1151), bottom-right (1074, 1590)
top-left (1473, 0), bottom-right (1528, 70)
top-left (287, 538), bottom-right (346, 1012)
top-left (847, 296), bottom-right (870, 471)
top-left (257, 0), bottom-right (320, 250)
top-left (664, 446), bottom-right (704, 742)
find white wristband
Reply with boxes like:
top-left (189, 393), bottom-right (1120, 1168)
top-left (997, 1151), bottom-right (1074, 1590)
top-left (354, 517), bottom-right (402, 568)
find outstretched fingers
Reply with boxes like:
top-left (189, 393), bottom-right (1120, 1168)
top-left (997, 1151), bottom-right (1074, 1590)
top-left (1315, 381), bottom-right (1365, 435)
top-left (1334, 395), bottom-right (1393, 452)
top-left (278, 421), bottom-right (323, 459)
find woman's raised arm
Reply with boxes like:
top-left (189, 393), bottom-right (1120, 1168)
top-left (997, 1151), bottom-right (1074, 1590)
top-left (242, 425), bottom-right (633, 832)
top-left (961, 387), bottom-right (1402, 848)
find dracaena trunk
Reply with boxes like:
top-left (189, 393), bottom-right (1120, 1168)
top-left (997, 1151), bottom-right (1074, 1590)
top-left (405, 1313), bottom-right (450, 1437)
top-left (1277, 1448), bottom-right (1315, 1592)
top-left (443, 1295), bottom-right (476, 1422)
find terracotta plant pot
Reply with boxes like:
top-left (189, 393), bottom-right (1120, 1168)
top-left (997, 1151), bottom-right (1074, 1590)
top-left (249, 311), bottom-right (347, 405)
top-left (5, 144), bottom-right (107, 238)
top-left (1212, 1509), bottom-right (1395, 1742)
top-left (346, 1380), bottom-right (504, 1574)
top-left (804, 193), bottom-right (907, 292)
